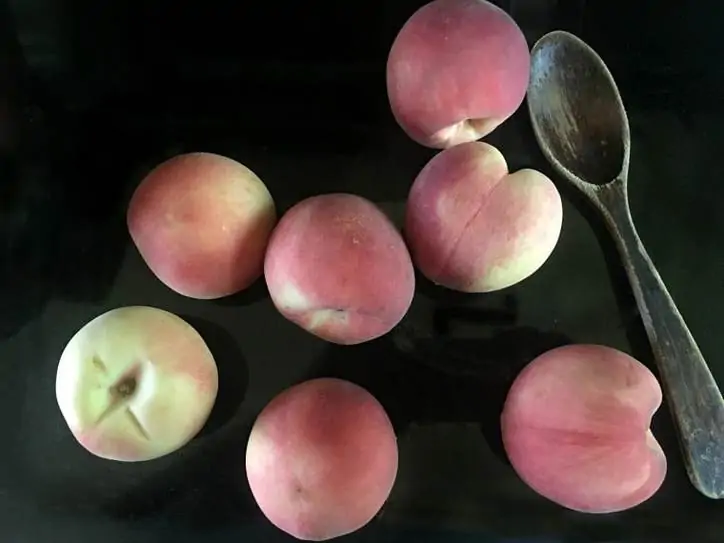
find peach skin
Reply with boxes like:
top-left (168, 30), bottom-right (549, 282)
top-left (128, 152), bottom-right (277, 299)
top-left (404, 141), bottom-right (562, 293)
top-left (246, 378), bottom-right (398, 540)
top-left (55, 306), bottom-right (219, 462)
top-left (264, 193), bottom-right (415, 345)
top-left (501, 344), bottom-right (667, 513)
top-left (387, 0), bottom-right (530, 148)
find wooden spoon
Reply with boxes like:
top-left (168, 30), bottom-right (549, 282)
top-left (527, 29), bottom-right (724, 499)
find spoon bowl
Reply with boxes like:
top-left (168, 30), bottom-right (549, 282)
top-left (528, 31), bottom-right (628, 186)
top-left (527, 30), bottom-right (724, 499)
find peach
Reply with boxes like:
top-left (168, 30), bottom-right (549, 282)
top-left (246, 378), bottom-right (398, 541)
top-left (55, 306), bottom-right (218, 462)
top-left (386, 0), bottom-right (530, 149)
top-left (127, 152), bottom-right (276, 299)
top-left (264, 193), bottom-right (415, 345)
top-left (501, 344), bottom-right (667, 513)
top-left (404, 141), bottom-right (562, 293)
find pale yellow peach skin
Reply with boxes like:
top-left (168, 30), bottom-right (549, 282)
top-left (501, 344), bottom-right (667, 513)
top-left (55, 306), bottom-right (218, 462)
top-left (127, 152), bottom-right (277, 299)
top-left (387, 0), bottom-right (530, 149)
top-left (404, 141), bottom-right (562, 293)
top-left (264, 193), bottom-right (415, 345)
top-left (246, 378), bottom-right (398, 541)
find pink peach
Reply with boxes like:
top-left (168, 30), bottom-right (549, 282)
top-left (55, 306), bottom-right (219, 462)
top-left (264, 193), bottom-right (415, 345)
top-left (127, 152), bottom-right (277, 299)
top-left (501, 344), bottom-right (667, 513)
top-left (387, 0), bottom-right (530, 148)
top-left (246, 378), bottom-right (398, 541)
top-left (404, 141), bottom-right (562, 293)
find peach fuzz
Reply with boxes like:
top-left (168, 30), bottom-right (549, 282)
top-left (55, 306), bottom-right (218, 462)
top-left (404, 141), bottom-right (562, 293)
top-left (386, 0), bottom-right (530, 149)
top-left (246, 378), bottom-right (399, 541)
top-left (264, 193), bottom-right (415, 345)
top-left (501, 344), bottom-right (667, 513)
top-left (127, 152), bottom-right (276, 299)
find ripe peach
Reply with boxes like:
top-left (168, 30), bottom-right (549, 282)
top-left (246, 378), bottom-right (398, 541)
top-left (501, 344), bottom-right (667, 513)
top-left (55, 306), bottom-right (219, 462)
top-left (127, 152), bottom-right (276, 299)
top-left (404, 141), bottom-right (562, 293)
top-left (264, 193), bottom-right (415, 345)
top-left (386, 0), bottom-right (530, 149)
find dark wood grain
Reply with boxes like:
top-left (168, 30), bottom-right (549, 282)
top-left (528, 30), bottom-right (724, 499)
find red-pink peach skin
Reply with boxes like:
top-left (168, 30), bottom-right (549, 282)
top-left (387, 0), bottom-right (530, 148)
top-left (501, 344), bottom-right (667, 513)
top-left (404, 141), bottom-right (562, 293)
top-left (264, 193), bottom-right (415, 345)
top-left (127, 152), bottom-right (277, 299)
top-left (246, 378), bottom-right (399, 541)
top-left (55, 306), bottom-right (219, 462)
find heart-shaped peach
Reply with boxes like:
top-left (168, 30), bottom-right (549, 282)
top-left (501, 344), bottom-right (667, 513)
top-left (404, 141), bottom-right (563, 292)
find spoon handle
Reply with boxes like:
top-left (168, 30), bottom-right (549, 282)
top-left (596, 184), bottom-right (724, 499)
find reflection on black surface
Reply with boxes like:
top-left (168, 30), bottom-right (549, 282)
top-left (306, 317), bottom-right (572, 464)
top-left (1, 0), bottom-right (724, 541)
top-left (209, 278), bottom-right (270, 309)
top-left (431, 293), bottom-right (518, 336)
top-left (395, 324), bottom-right (571, 462)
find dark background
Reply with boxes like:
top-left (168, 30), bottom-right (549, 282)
top-left (0, 1), bottom-right (723, 542)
